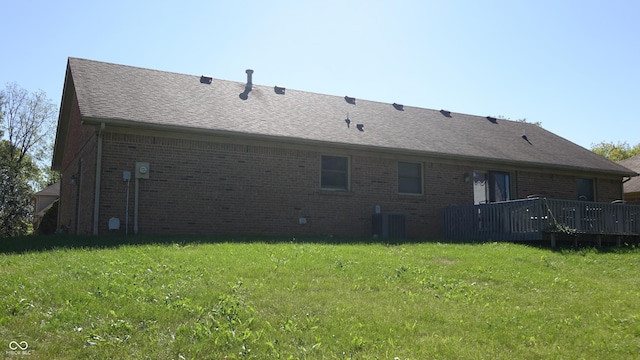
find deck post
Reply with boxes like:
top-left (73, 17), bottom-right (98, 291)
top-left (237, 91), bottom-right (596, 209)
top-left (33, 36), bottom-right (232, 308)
top-left (616, 236), bottom-right (621, 247)
top-left (550, 233), bottom-right (557, 249)
top-left (596, 235), bottom-right (602, 248)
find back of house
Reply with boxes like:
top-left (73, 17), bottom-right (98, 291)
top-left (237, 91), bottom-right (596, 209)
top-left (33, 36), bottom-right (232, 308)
top-left (52, 58), bottom-right (636, 238)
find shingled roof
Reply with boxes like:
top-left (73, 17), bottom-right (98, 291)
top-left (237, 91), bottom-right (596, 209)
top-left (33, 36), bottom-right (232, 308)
top-left (619, 155), bottom-right (640, 193)
top-left (54, 57), bottom-right (634, 176)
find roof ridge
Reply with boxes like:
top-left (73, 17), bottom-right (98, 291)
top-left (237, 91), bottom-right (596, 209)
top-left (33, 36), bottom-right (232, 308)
top-left (60, 57), bottom-right (635, 176)
top-left (68, 57), bottom-right (235, 85)
top-left (66, 57), bottom-right (509, 121)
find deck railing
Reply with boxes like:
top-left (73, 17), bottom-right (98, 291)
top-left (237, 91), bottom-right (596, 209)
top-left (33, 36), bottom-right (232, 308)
top-left (443, 198), bottom-right (640, 241)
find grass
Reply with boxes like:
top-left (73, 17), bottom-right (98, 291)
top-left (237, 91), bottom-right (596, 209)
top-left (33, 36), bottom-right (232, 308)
top-left (1, 236), bottom-right (639, 359)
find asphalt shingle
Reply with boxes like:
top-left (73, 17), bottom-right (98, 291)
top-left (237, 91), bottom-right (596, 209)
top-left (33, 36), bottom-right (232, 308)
top-left (619, 155), bottom-right (640, 192)
top-left (67, 57), bottom-right (633, 176)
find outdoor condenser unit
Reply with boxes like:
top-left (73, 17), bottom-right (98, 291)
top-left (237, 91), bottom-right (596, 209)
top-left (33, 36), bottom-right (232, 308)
top-left (372, 212), bottom-right (407, 239)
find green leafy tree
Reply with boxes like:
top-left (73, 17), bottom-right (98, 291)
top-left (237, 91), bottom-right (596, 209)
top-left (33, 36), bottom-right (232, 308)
top-left (495, 115), bottom-right (542, 127)
top-left (590, 141), bottom-right (640, 161)
top-left (0, 92), bottom-right (3, 137)
top-left (0, 82), bottom-right (57, 237)
top-left (515, 118), bottom-right (542, 127)
top-left (0, 140), bottom-right (39, 236)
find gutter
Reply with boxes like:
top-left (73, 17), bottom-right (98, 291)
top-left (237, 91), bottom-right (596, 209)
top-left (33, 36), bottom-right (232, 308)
top-left (92, 122), bottom-right (105, 235)
top-left (81, 117), bottom-right (636, 179)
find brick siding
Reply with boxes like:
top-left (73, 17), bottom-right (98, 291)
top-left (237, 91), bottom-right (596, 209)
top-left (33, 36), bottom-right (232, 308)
top-left (516, 171), bottom-right (623, 203)
top-left (98, 133), bottom-right (475, 238)
top-left (57, 98), bottom-right (98, 235)
top-left (57, 126), bottom-right (625, 239)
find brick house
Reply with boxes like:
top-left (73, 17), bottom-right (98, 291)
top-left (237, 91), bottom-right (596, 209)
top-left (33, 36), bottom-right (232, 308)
top-left (32, 182), bottom-right (60, 232)
top-left (619, 155), bottom-right (640, 205)
top-left (52, 58), bottom-right (636, 238)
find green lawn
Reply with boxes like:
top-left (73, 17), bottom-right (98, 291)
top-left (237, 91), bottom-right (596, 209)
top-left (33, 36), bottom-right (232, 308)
top-left (1, 236), bottom-right (639, 359)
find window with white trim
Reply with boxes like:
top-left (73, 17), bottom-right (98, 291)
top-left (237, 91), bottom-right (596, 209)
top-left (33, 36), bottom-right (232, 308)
top-left (398, 161), bottom-right (423, 194)
top-left (321, 155), bottom-right (349, 190)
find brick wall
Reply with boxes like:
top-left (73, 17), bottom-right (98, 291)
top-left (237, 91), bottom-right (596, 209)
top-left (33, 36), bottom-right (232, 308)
top-left (516, 171), bottom-right (623, 202)
top-left (597, 178), bottom-right (624, 202)
top-left (97, 133), bottom-right (477, 238)
top-left (625, 193), bottom-right (640, 205)
top-left (57, 98), bottom-right (97, 235)
top-left (56, 130), bottom-right (623, 239)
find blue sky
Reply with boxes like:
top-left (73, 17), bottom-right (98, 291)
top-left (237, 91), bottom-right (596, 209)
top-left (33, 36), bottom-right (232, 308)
top-left (1, 0), bottom-right (638, 149)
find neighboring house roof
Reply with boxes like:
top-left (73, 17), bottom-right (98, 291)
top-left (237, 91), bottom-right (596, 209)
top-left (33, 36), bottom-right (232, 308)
top-left (53, 57), bottom-right (634, 176)
top-left (34, 182), bottom-right (60, 198)
top-left (618, 155), bottom-right (640, 193)
top-left (33, 182), bottom-right (60, 218)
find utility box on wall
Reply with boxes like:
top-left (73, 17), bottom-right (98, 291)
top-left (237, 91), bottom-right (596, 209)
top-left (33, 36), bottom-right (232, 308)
top-left (135, 162), bottom-right (150, 179)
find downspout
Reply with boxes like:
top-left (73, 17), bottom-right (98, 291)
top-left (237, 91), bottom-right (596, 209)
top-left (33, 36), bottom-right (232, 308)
top-left (92, 123), bottom-right (105, 235)
top-left (133, 162), bottom-right (150, 235)
top-left (621, 176), bottom-right (634, 201)
top-left (134, 177), bottom-right (139, 235)
top-left (125, 173), bottom-right (130, 236)
top-left (75, 159), bottom-right (82, 234)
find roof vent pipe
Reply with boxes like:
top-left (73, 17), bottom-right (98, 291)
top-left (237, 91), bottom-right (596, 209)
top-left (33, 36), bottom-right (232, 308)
top-left (245, 69), bottom-right (253, 89)
top-left (239, 69), bottom-right (254, 100)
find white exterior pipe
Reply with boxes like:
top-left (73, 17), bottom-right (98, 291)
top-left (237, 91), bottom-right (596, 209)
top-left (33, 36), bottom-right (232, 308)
top-left (134, 177), bottom-right (139, 235)
top-left (125, 178), bottom-right (130, 236)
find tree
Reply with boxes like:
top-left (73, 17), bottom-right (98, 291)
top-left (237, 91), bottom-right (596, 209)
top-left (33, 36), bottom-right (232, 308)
top-left (495, 115), bottom-right (542, 127)
top-left (590, 141), bottom-right (640, 162)
top-left (0, 91), bottom-right (3, 137)
top-left (0, 82), bottom-right (57, 237)
top-left (0, 140), bottom-right (38, 236)
top-left (515, 118), bottom-right (542, 127)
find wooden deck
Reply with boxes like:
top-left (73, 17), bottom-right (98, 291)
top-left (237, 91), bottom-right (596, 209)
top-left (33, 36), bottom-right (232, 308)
top-left (443, 198), bottom-right (640, 247)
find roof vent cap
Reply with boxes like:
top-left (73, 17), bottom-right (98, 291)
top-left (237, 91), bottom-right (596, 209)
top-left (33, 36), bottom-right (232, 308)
top-left (486, 116), bottom-right (498, 123)
top-left (274, 86), bottom-right (285, 95)
top-left (440, 109), bottom-right (451, 117)
top-left (245, 69), bottom-right (254, 85)
top-left (392, 103), bottom-right (404, 111)
top-left (239, 69), bottom-right (254, 100)
top-left (344, 96), bottom-right (356, 105)
top-left (200, 75), bottom-right (213, 84)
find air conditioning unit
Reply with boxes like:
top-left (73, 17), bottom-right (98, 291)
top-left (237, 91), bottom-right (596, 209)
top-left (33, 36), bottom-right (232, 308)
top-left (372, 212), bottom-right (406, 238)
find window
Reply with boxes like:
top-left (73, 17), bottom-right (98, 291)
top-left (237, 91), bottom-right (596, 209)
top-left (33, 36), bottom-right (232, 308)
top-left (473, 172), bottom-right (488, 204)
top-left (473, 171), bottom-right (511, 204)
top-left (321, 155), bottom-right (349, 190)
top-left (489, 171), bottom-right (511, 202)
top-left (398, 162), bottom-right (423, 194)
top-left (577, 178), bottom-right (595, 201)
